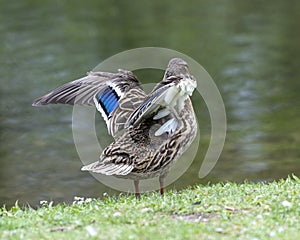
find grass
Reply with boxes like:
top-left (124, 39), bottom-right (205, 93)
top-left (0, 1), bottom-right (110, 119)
top-left (1, 176), bottom-right (299, 240)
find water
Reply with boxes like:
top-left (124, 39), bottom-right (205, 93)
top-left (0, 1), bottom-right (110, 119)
top-left (1, 0), bottom-right (300, 207)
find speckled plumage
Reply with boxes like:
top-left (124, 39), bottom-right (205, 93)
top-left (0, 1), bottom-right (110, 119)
top-left (33, 58), bottom-right (198, 198)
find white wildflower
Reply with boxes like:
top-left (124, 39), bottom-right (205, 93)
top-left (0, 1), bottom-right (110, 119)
top-left (281, 200), bottom-right (292, 208)
top-left (74, 196), bottom-right (84, 201)
top-left (215, 227), bottom-right (224, 233)
top-left (85, 225), bottom-right (97, 237)
top-left (39, 200), bottom-right (48, 206)
top-left (140, 208), bottom-right (151, 213)
top-left (73, 196), bottom-right (85, 205)
top-left (112, 211), bottom-right (122, 217)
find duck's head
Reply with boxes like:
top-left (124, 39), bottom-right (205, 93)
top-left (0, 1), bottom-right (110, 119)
top-left (164, 58), bottom-right (189, 77)
top-left (165, 58), bottom-right (197, 97)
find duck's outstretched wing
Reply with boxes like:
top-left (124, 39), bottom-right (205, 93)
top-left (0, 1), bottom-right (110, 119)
top-left (125, 76), bottom-right (182, 129)
top-left (32, 70), bottom-right (147, 138)
top-left (125, 72), bottom-right (196, 136)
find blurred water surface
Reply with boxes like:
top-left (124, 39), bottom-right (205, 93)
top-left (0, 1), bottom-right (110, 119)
top-left (1, 0), bottom-right (300, 207)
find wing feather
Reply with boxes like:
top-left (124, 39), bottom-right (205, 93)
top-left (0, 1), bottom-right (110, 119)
top-left (32, 70), bottom-right (139, 106)
top-left (125, 82), bottom-right (178, 128)
top-left (32, 70), bottom-right (145, 138)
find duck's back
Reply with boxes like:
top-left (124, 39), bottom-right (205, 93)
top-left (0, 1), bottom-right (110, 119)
top-left (84, 97), bottom-right (197, 180)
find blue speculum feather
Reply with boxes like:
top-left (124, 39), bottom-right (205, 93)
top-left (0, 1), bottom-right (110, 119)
top-left (96, 86), bottom-right (120, 116)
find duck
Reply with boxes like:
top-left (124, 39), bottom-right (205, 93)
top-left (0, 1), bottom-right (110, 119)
top-left (32, 58), bottom-right (198, 198)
